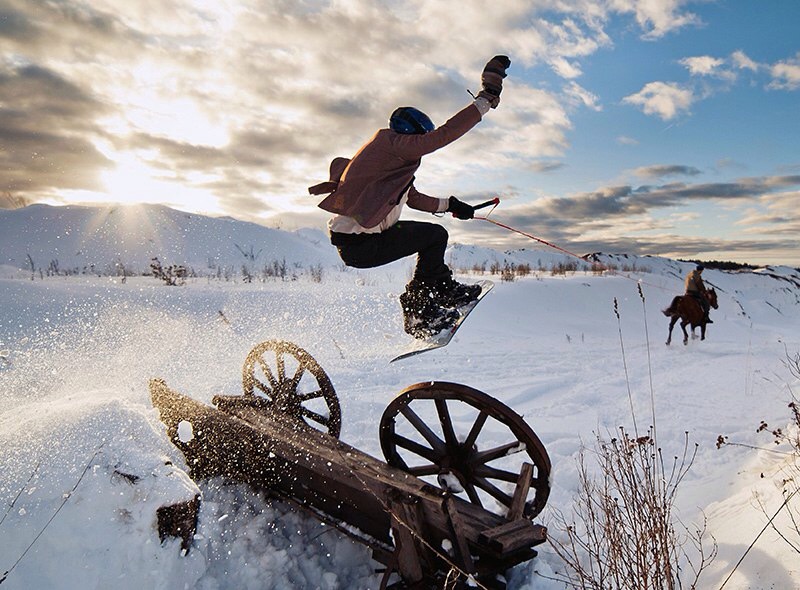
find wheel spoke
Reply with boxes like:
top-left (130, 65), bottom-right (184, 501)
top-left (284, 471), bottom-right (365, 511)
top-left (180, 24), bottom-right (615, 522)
top-left (392, 433), bottom-right (440, 463)
top-left (257, 357), bottom-right (277, 390)
top-left (399, 406), bottom-right (446, 455)
top-left (290, 363), bottom-right (305, 388)
top-left (296, 389), bottom-right (326, 402)
top-left (462, 411), bottom-right (488, 451)
top-left (474, 476), bottom-right (513, 507)
top-left (472, 464), bottom-right (521, 484)
top-left (434, 398), bottom-right (458, 449)
top-left (464, 481), bottom-right (483, 508)
top-left (253, 378), bottom-right (272, 397)
top-left (276, 351), bottom-right (286, 382)
top-left (300, 406), bottom-right (330, 426)
top-left (472, 440), bottom-right (527, 464)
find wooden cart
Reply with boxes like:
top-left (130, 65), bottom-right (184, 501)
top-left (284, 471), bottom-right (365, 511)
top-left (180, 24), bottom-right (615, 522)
top-left (150, 340), bottom-right (551, 589)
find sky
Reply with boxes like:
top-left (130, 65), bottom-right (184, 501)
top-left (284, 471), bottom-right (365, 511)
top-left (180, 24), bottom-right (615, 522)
top-left (0, 0), bottom-right (799, 266)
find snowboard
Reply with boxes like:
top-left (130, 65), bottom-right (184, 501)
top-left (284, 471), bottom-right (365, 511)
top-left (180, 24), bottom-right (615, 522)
top-left (390, 280), bottom-right (494, 363)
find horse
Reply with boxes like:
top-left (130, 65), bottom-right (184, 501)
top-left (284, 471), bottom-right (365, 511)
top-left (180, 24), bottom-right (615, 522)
top-left (663, 288), bottom-right (718, 345)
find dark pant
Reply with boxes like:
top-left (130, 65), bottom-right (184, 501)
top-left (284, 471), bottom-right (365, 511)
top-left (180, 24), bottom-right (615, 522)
top-left (331, 221), bottom-right (451, 283)
top-left (689, 291), bottom-right (710, 315)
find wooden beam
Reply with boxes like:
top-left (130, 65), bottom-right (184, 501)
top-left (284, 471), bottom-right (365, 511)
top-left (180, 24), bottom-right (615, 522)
top-left (507, 462), bottom-right (533, 521)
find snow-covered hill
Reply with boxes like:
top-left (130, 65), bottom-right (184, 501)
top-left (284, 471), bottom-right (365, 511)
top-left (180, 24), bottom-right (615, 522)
top-left (1, 204), bottom-right (800, 589)
top-left (0, 203), bottom-right (339, 276)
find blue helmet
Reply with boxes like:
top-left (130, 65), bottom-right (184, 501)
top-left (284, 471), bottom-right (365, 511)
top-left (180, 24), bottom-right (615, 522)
top-left (389, 107), bottom-right (435, 134)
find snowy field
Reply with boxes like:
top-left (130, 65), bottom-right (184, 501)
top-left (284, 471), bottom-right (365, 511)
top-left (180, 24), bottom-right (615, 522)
top-left (1, 257), bottom-right (799, 589)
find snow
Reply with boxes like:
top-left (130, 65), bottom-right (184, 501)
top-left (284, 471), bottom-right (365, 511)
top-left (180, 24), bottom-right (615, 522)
top-left (1, 205), bottom-right (800, 589)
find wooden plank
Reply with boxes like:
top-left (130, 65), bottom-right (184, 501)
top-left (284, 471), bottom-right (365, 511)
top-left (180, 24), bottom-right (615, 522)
top-left (478, 520), bottom-right (547, 554)
top-left (445, 495), bottom-right (475, 575)
top-left (506, 462), bottom-right (533, 521)
top-left (387, 491), bottom-right (429, 585)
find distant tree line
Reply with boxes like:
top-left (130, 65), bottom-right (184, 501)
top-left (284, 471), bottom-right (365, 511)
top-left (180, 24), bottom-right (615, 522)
top-left (679, 258), bottom-right (759, 271)
top-left (20, 250), bottom-right (326, 285)
top-left (455, 258), bottom-right (642, 281)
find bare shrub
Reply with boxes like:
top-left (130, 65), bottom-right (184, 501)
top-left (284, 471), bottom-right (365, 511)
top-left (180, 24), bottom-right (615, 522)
top-left (551, 261), bottom-right (579, 276)
top-left (548, 427), bottom-right (716, 589)
top-left (308, 263), bottom-right (324, 283)
top-left (500, 262), bottom-right (516, 282)
top-left (717, 351), bottom-right (800, 558)
top-left (150, 257), bottom-right (187, 286)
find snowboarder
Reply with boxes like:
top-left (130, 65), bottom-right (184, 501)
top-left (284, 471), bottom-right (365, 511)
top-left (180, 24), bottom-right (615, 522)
top-left (685, 264), bottom-right (713, 323)
top-left (309, 55), bottom-right (510, 339)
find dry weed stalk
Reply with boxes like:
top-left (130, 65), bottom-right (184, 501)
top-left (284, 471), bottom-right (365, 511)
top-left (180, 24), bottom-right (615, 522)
top-left (749, 352), bottom-right (800, 552)
top-left (714, 351), bottom-right (800, 586)
top-left (548, 426), bottom-right (716, 589)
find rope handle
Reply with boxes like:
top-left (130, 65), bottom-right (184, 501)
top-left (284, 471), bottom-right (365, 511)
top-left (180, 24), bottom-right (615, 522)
top-left (472, 197), bottom-right (500, 213)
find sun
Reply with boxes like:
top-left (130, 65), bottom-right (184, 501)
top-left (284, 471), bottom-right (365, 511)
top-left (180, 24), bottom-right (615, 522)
top-left (60, 144), bottom-right (222, 215)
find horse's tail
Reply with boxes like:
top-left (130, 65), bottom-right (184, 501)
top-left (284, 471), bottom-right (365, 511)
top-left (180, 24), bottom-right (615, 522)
top-left (662, 296), bottom-right (681, 316)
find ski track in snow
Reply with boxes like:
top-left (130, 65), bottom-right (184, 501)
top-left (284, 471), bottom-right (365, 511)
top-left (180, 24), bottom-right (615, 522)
top-left (1, 260), bottom-right (799, 589)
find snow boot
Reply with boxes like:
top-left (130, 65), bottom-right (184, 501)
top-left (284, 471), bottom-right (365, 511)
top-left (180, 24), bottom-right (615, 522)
top-left (431, 276), bottom-right (481, 309)
top-left (400, 280), bottom-right (459, 339)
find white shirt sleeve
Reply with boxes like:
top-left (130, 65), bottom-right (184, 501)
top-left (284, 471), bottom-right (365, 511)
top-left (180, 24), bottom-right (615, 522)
top-left (473, 96), bottom-right (492, 116)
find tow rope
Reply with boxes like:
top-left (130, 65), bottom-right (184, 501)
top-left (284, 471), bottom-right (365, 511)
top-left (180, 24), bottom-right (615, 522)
top-left (470, 197), bottom-right (672, 291)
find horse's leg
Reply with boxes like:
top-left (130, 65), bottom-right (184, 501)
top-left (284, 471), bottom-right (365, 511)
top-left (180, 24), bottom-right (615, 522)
top-left (666, 316), bottom-right (678, 345)
top-left (701, 322), bottom-right (706, 341)
top-left (681, 320), bottom-right (689, 345)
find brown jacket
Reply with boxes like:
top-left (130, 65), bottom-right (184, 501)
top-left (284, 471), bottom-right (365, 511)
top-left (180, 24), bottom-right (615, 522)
top-left (685, 269), bottom-right (707, 294)
top-left (310, 103), bottom-right (482, 229)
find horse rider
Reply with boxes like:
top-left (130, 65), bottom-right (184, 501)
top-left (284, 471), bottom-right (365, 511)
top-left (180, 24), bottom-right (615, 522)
top-left (685, 264), bottom-right (712, 323)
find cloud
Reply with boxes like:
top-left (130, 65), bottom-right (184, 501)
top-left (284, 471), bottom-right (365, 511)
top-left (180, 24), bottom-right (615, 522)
top-left (616, 136), bottom-right (639, 146)
top-left (607, 0), bottom-right (700, 39)
top-left (734, 192), bottom-right (800, 240)
top-left (630, 165), bottom-right (702, 179)
top-left (623, 81), bottom-right (694, 120)
top-left (679, 55), bottom-right (736, 81)
top-left (447, 177), bottom-right (800, 264)
top-left (731, 50), bottom-right (760, 72)
top-left (0, 63), bottom-right (112, 195)
top-left (769, 52), bottom-right (800, 90)
top-left (3, 0), bottom-right (631, 215)
top-left (563, 81), bottom-right (602, 111)
top-left (680, 56), bottom-right (724, 76)
top-left (631, 48), bottom-right (800, 123)
top-left (549, 57), bottom-right (583, 79)
top-left (528, 161), bottom-right (565, 173)
top-left (495, 175), bottom-right (800, 229)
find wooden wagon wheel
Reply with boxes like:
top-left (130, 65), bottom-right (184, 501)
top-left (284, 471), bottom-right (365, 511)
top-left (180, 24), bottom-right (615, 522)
top-left (242, 340), bottom-right (341, 438)
top-left (380, 382), bottom-right (551, 519)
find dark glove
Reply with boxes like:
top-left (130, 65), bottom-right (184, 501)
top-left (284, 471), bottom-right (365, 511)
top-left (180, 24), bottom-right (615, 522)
top-left (447, 196), bottom-right (475, 220)
top-left (478, 55), bottom-right (511, 108)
